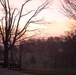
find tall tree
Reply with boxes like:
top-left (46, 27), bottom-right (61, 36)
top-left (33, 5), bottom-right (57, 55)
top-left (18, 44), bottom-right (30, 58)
top-left (60, 0), bottom-right (76, 69)
top-left (0, 0), bottom-right (51, 67)
top-left (60, 0), bottom-right (76, 41)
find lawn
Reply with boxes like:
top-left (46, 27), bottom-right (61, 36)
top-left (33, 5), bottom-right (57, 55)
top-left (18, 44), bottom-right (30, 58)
top-left (15, 69), bottom-right (76, 75)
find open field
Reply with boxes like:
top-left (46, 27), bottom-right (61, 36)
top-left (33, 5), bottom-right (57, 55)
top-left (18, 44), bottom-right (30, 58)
top-left (15, 69), bottom-right (76, 75)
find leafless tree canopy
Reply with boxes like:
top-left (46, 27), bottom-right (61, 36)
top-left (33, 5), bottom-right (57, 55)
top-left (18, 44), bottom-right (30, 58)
top-left (0, 0), bottom-right (52, 67)
top-left (60, 0), bottom-right (76, 42)
top-left (60, 0), bottom-right (76, 20)
top-left (0, 0), bottom-right (51, 49)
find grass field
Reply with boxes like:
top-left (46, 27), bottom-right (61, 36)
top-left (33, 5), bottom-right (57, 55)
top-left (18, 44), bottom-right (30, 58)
top-left (15, 69), bottom-right (76, 75)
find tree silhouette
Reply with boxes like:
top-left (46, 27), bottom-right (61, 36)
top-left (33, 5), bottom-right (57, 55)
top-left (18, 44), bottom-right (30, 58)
top-left (30, 55), bottom-right (36, 64)
top-left (63, 30), bottom-right (76, 69)
top-left (60, 1), bottom-right (76, 69)
top-left (60, 0), bottom-right (76, 20)
top-left (0, 0), bottom-right (51, 67)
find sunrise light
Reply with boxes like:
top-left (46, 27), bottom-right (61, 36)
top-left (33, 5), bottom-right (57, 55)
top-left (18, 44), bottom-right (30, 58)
top-left (0, 0), bottom-right (76, 71)
top-left (0, 0), bottom-right (73, 38)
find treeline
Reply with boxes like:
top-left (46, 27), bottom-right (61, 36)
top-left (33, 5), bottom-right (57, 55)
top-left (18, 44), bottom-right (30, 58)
top-left (19, 36), bottom-right (76, 71)
top-left (0, 34), bottom-right (76, 71)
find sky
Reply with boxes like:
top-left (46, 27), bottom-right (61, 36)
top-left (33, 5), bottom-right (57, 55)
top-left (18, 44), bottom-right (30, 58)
top-left (23, 0), bottom-right (71, 38)
top-left (0, 0), bottom-right (74, 39)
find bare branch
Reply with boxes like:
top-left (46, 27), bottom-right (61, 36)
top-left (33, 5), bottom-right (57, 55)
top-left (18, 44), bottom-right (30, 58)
top-left (29, 19), bottom-right (43, 24)
top-left (0, 0), bottom-right (52, 67)
top-left (16, 0), bottom-right (49, 39)
top-left (0, 0), bottom-right (5, 7)
top-left (16, 0), bottom-right (31, 31)
top-left (21, 10), bottom-right (34, 17)
top-left (13, 0), bottom-right (32, 44)
top-left (60, 0), bottom-right (76, 20)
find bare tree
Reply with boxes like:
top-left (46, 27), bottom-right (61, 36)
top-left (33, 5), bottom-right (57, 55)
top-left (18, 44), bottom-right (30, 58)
top-left (60, 0), bottom-right (76, 70)
top-left (60, 0), bottom-right (76, 41)
top-left (0, 0), bottom-right (52, 67)
top-left (14, 43), bottom-right (27, 69)
top-left (60, 0), bottom-right (76, 20)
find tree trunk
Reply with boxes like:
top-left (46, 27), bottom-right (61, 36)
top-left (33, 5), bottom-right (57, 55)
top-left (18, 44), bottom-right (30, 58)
top-left (4, 47), bottom-right (9, 68)
top-left (19, 55), bottom-right (21, 69)
top-left (10, 49), bottom-right (13, 62)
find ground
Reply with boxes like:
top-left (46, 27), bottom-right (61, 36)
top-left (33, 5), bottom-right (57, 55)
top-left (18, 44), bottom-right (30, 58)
top-left (0, 68), bottom-right (33, 75)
